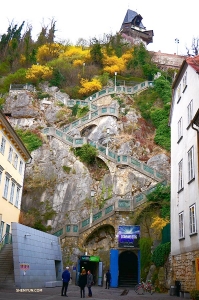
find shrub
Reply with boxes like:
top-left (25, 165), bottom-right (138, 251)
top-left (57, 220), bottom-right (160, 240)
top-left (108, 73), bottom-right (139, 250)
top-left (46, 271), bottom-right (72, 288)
top-left (150, 108), bottom-right (169, 128)
top-left (74, 144), bottom-right (98, 165)
top-left (15, 128), bottom-right (43, 152)
top-left (77, 105), bottom-right (89, 118)
top-left (154, 119), bottom-right (171, 151)
top-left (140, 237), bottom-right (153, 279)
top-left (36, 92), bottom-right (50, 99)
top-left (152, 242), bottom-right (171, 267)
top-left (190, 290), bottom-right (199, 300)
top-left (62, 166), bottom-right (71, 174)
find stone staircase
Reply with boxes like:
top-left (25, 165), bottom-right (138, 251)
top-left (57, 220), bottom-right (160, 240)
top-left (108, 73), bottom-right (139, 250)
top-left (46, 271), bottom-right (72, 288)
top-left (42, 81), bottom-right (164, 183)
top-left (0, 244), bottom-right (15, 289)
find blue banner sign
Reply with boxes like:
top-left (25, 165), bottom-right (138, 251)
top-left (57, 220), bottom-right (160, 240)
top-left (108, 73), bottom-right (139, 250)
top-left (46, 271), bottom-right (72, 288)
top-left (118, 225), bottom-right (140, 248)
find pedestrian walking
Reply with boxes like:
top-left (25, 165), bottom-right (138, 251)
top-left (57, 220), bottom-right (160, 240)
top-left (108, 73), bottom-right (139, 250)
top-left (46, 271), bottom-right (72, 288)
top-left (87, 270), bottom-right (93, 297)
top-left (78, 269), bottom-right (87, 298)
top-left (105, 269), bottom-right (111, 289)
top-left (61, 266), bottom-right (71, 297)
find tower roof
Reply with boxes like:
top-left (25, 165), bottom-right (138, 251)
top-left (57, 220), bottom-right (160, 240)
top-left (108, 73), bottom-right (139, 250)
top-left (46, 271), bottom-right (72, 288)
top-left (120, 9), bottom-right (145, 30)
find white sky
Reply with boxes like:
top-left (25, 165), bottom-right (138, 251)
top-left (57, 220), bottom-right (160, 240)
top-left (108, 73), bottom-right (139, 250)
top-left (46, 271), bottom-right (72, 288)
top-left (1, 0), bottom-right (198, 55)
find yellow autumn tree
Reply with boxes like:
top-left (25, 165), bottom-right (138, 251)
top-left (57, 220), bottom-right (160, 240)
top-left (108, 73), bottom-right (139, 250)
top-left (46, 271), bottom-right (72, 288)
top-left (102, 54), bottom-right (126, 74)
top-left (60, 46), bottom-right (91, 65)
top-left (78, 78), bottom-right (102, 97)
top-left (37, 43), bottom-right (63, 64)
top-left (26, 64), bottom-right (53, 83)
top-left (150, 216), bottom-right (169, 234)
top-left (102, 48), bottom-right (133, 75)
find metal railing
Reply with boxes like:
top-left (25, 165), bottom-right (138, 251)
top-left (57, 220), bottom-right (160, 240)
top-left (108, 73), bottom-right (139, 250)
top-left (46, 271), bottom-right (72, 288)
top-left (43, 128), bottom-right (164, 181)
top-left (0, 233), bottom-right (12, 252)
top-left (52, 180), bottom-right (167, 238)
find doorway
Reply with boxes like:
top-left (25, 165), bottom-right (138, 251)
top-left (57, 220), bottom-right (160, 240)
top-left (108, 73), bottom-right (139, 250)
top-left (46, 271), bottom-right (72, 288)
top-left (119, 251), bottom-right (138, 287)
top-left (55, 260), bottom-right (62, 280)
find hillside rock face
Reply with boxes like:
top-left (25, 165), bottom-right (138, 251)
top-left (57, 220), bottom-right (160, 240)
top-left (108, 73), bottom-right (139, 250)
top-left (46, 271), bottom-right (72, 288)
top-left (4, 86), bottom-right (171, 266)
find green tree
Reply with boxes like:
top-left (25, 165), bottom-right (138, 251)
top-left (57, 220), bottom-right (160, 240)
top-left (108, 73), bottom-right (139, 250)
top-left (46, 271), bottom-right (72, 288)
top-left (90, 38), bottom-right (104, 66)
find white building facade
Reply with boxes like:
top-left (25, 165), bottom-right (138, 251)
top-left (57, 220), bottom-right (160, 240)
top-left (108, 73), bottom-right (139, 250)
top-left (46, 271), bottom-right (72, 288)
top-left (170, 55), bottom-right (199, 291)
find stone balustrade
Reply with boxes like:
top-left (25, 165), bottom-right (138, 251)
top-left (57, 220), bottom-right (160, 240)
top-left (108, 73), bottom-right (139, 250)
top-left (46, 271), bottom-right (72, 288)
top-left (52, 180), bottom-right (166, 239)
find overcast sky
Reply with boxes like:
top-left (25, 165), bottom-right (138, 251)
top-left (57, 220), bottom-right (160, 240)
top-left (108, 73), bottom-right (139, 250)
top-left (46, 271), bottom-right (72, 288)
top-left (1, 0), bottom-right (198, 56)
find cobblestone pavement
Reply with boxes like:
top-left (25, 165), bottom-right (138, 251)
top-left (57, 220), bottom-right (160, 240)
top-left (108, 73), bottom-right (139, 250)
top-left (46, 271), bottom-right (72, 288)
top-left (0, 284), bottom-right (181, 300)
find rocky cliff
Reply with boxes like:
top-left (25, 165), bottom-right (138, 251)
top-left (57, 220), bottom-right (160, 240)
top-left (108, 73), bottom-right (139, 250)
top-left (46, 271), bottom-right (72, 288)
top-left (3, 83), bottom-right (170, 259)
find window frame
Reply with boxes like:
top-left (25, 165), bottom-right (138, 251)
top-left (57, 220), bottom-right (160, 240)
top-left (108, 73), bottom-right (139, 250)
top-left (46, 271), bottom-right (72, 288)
top-left (178, 159), bottom-right (183, 192)
top-left (177, 83), bottom-right (181, 103)
top-left (0, 136), bottom-right (6, 155)
top-left (179, 211), bottom-right (184, 239)
top-left (7, 146), bottom-right (13, 163)
top-left (3, 176), bottom-right (10, 199)
top-left (9, 181), bottom-right (15, 204)
top-left (19, 160), bottom-right (23, 175)
top-left (188, 146), bottom-right (195, 183)
top-left (182, 71), bottom-right (187, 92)
top-left (13, 153), bottom-right (18, 169)
top-left (189, 204), bottom-right (197, 235)
top-left (177, 117), bottom-right (183, 142)
top-left (15, 186), bottom-right (20, 208)
top-left (187, 100), bottom-right (193, 127)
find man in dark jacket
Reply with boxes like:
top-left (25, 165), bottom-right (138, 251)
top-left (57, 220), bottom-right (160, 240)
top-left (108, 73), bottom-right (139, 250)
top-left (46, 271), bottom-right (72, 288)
top-left (61, 267), bottom-right (71, 297)
top-left (105, 270), bottom-right (111, 289)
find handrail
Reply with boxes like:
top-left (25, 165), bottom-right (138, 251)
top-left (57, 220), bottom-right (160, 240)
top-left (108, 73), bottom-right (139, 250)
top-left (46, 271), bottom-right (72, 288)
top-left (0, 233), bottom-right (12, 252)
top-left (56, 81), bottom-right (154, 108)
top-left (52, 180), bottom-right (167, 238)
top-left (62, 105), bottom-right (118, 133)
top-left (43, 127), bottom-right (164, 182)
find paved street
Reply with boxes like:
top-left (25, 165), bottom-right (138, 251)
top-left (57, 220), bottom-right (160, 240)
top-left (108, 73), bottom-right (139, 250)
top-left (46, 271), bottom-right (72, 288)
top-left (0, 284), bottom-right (181, 300)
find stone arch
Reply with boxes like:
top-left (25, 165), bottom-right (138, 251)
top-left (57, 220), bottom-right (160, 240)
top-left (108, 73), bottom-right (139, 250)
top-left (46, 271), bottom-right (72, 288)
top-left (80, 124), bottom-right (97, 137)
top-left (79, 220), bottom-right (116, 248)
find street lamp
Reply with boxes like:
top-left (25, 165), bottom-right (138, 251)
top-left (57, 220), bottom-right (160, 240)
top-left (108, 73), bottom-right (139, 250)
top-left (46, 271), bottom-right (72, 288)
top-left (175, 38), bottom-right (179, 55)
top-left (114, 72), bottom-right (117, 92)
top-left (83, 62), bottom-right (85, 76)
top-left (89, 96), bottom-right (92, 110)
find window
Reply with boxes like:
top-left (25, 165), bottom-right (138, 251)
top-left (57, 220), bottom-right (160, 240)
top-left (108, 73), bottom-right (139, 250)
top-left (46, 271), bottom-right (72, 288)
top-left (9, 182), bottom-right (15, 204)
top-left (178, 117), bottom-right (183, 141)
top-left (178, 160), bottom-right (183, 191)
top-left (13, 153), bottom-right (18, 169)
top-left (179, 212), bottom-right (184, 238)
top-left (190, 204), bottom-right (197, 234)
top-left (0, 165), bottom-right (4, 184)
top-left (187, 100), bottom-right (193, 125)
top-left (0, 221), bottom-right (4, 241)
top-left (188, 147), bottom-right (194, 182)
top-left (15, 187), bottom-right (20, 208)
top-left (8, 146), bottom-right (13, 163)
top-left (183, 72), bottom-right (187, 92)
top-left (3, 176), bottom-right (10, 199)
top-left (0, 137), bottom-right (6, 155)
top-left (19, 160), bottom-right (23, 175)
top-left (177, 84), bottom-right (181, 102)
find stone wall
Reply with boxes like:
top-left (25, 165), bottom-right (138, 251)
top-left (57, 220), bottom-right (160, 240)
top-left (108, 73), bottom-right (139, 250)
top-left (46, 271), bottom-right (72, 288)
top-left (172, 251), bottom-right (198, 291)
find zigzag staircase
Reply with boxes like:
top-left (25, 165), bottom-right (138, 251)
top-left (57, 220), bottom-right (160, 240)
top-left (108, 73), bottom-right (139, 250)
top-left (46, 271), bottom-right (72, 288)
top-left (41, 82), bottom-right (166, 237)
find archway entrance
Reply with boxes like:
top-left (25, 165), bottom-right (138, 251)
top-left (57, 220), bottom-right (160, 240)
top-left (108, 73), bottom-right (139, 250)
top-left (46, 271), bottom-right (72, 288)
top-left (119, 251), bottom-right (138, 287)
